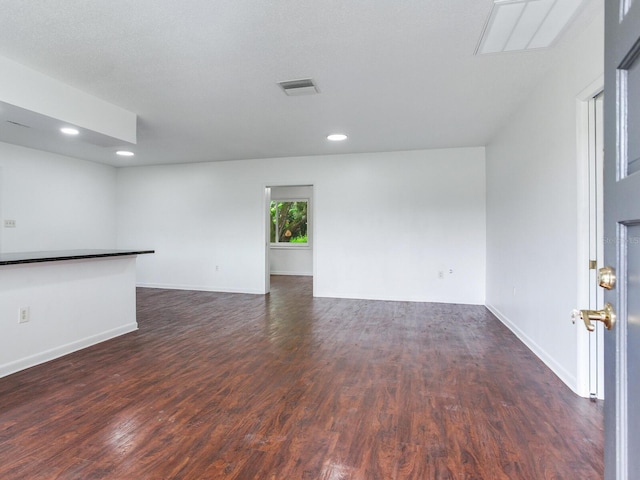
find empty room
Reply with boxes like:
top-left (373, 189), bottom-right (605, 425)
top-left (2, 0), bottom-right (631, 478)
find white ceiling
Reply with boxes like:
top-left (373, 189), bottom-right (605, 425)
top-left (0, 0), bottom-right (600, 167)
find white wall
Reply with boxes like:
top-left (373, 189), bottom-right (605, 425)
top-left (0, 142), bottom-right (132, 377)
top-left (270, 248), bottom-right (313, 276)
top-left (269, 185), bottom-right (313, 276)
top-left (485, 9), bottom-right (604, 393)
top-left (117, 147), bottom-right (486, 304)
top-left (0, 142), bottom-right (118, 252)
top-left (0, 257), bottom-right (138, 378)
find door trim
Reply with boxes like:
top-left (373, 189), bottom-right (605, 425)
top-left (576, 76), bottom-right (604, 398)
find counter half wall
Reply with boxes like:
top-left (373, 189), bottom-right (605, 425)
top-left (0, 250), bottom-right (153, 378)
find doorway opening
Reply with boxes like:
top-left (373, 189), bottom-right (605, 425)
top-left (264, 185), bottom-right (314, 294)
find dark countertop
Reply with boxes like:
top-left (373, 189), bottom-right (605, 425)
top-left (0, 249), bottom-right (155, 266)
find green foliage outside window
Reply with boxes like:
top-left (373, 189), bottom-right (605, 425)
top-left (270, 200), bottom-right (308, 244)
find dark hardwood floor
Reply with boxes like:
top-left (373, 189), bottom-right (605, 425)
top-left (0, 276), bottom-right (603, 479)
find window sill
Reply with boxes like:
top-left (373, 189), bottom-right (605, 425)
top-left (270, 244), bottom-right (311, 250)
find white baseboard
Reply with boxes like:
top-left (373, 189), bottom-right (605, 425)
top-left (270, 271), bottom-right (313, 277)
top-left (315, 289), bottom-right (483, 305)
top-left (0, 323), bottom-right (138, 379)
top-left (136, 283), bottom-right (264, 294)
top-left (486, 303), bottom-right (578, 395)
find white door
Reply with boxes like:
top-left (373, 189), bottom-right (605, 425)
top-left (603, 0), bottom-right (640, 477)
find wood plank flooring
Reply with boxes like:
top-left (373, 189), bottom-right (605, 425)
top-left (0, 276), bottom-right (603, 479)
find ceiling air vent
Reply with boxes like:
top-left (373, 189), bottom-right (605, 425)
top-left (278, 78), bottom-right (319, 96)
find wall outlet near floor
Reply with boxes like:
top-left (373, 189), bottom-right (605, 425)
top-left (19, 306), bottom-right (30, 324)
top-left (438, 270), bottom-right (444, 279)
top-left (4, 219), bottom-right (16, 228)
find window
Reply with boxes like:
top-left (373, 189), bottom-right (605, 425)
top-left (270, 200), bottom-right (308, 245)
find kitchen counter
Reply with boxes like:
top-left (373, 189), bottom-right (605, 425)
top-left (0, 249), bottom-right (154, 265)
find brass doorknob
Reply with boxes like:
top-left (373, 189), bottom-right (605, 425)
top-left (571, 303), bottom-right (616, 332)
top-left (598, 266), bottom-right (616, 290)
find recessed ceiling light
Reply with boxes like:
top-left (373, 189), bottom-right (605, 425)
top-left (116, 150), bottom-right (135, 157)
top-left (60, 127), bottom-right (79, 135)
top-left (327, 134), bottom-right (348, 141)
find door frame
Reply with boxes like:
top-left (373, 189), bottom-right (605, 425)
top-left (262, 183), bottom-right (315, 295)
top-left (576, 76), bottom-right (605, 399)
top-left (0, 167), bottom-right (3, 253)
top-left (263, 186), bottom-right (271, 294)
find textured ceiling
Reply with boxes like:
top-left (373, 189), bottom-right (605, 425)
top-left (0, 0), bottom-right (600, 166)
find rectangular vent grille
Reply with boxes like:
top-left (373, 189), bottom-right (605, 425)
top-left (278, 78), bottom-right (319, 96)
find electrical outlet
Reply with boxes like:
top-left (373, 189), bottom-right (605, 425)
top-left (19, 307), bottom-right (30, 324)
top-left (215, 265), bottom-right (220, 271)
top-left (4, 219), bottom-right (16, 228)
top-left (438, 271), bottom-right (444, 279)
